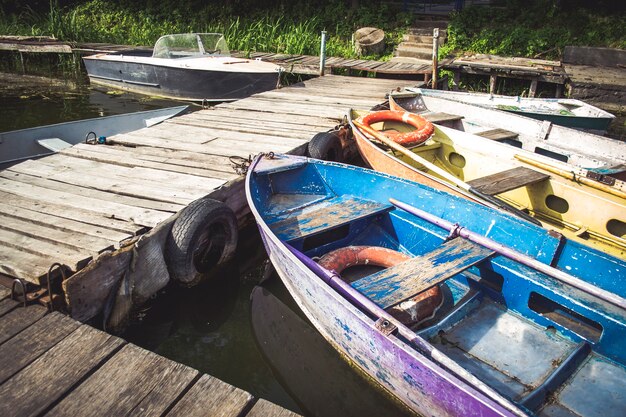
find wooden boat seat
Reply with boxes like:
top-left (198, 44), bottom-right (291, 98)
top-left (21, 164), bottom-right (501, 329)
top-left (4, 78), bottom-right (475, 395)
top-left (467, 166), bottom-right (550, 196)
top-left (37, 138), bottom-right (73, 152)
top-left (475, 128), bottom-right (519, 142)
top-left (352, 238), bottom-right (494, 309)
top-left (269, 195), bottom-right (393, 242)
top-left (421, 112), bottom-right (463, 124)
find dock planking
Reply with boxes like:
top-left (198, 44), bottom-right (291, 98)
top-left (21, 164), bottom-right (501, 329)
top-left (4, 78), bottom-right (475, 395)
top-left (0, 290), bottom-right (300, 417)
top-left (0, 74), bottom-right (414, 322)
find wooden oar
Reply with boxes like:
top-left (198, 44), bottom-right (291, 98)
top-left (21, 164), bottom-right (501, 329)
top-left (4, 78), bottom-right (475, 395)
top-left (514, 154), bottom-right (626, 199)
top-left (353, 119), bottom-right (541, 226)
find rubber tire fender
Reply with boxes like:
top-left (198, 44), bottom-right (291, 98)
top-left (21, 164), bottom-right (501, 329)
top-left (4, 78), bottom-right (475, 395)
top-left (307, 131), bottom-right (343, 162)
top-left (166, 197), bottom-right (238, 286)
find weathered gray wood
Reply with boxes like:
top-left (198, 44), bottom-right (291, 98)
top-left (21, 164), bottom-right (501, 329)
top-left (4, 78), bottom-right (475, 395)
top-left (47, 344), bottom-right (198, 417)
top-left (63, 244), bottom-right (134, 322)
top-left (467, 166), bottom-right (550, 196)
top-left (0, 243), bottom-right (67, 283)
top-left (270, 196), bottom-right (392, 241)
top-left (247, 399), bottom-right (302, 417)
top-left (353, 238), bottom-right (493, 308)
top-left (61, 144), bottom-right (236, 180)
top-left (475, 128), bottom-right (519, 142)
top-left (0, 298), bottom-right (19, 317)
top-left (0, 286), bottom-right (10, 301)
top-left (0, 201), bottom-right (131, 245)
top-left (0, 304), bottom-right (47, 344)
top-left (166, 374), bottom-right (253, 417)
top-left (0, 324), bottom-right (123, 417)
top-left (44, 153), bottom-right (225, 193)
top-left (563, 46), bottom-right (626, 67)
top-left (0, 174), bottom-right (172, 227)
top-left (0, 312), bottom-right (79, 384)
top-left (422, 112), bottom-right (463, 123)
top-left (0, 213), bottom-right (115, 254)
top-left (8, 161), bottom-right (196, 206)
top-left (0, 226), bottom-right (92, 272)
top-left (0, 190), bottom-right (142, 235)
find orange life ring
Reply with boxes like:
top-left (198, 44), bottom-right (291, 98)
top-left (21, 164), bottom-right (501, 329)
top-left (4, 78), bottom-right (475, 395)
top-left (318, 246), bottom-right (443, 328)
top-left (358, 110), bottom-right (434, 147)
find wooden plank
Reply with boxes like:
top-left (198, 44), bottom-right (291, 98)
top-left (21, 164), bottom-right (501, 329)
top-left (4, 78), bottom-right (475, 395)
top-left (165, 374), bottom-right (253, 417)
top-left (0, 286), bottom-right (10, 301)
top-left (352, 238), bottom-right (494, 309)
top-left (0, 201), bottom-right (132, 245)
top-left (0, 298), bottom-right (19, 317)
top-left (0, 227), bottom-right (93, 272)
top-left (269, 196), bottom-right (392, 241)
top-left (0, 243), bottom-right (70, 283)
top-left (0, 174), bottom-right (173, 227)
top-left (467, 166), bottom-right (550, 196)
top-left (182, 112), bottom-right (320, 137)
top-left (63, 244), bottom-right (134, 322)
top-left (0, 213), bottom-right (114, 254)
top-left (0, 324), bottom-right (124, 417)
top-left (0, 304), bottom-right (47, 344)
top-left (0, 312), bottom-right (79, 384)
top-left (247, 399), bottom-right (302, 417)
top-left (8, 161), bottom-right (197, 206)
top-left (475, 128), bottom-right (519, 142)
top-left (43, 153), bottom-right (224, 192)
top-left (422, 112), bottom-right (463, 123)
top-left (0, 190), bottom-right (141, 235)
top-left (47, 344), bottom-right (198, 417)
top-left (60, 145), bottom-right (236, 180)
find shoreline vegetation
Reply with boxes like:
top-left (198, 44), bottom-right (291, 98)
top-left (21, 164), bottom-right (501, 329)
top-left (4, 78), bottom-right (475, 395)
top-left (0, 1), bottom-right (623, 62)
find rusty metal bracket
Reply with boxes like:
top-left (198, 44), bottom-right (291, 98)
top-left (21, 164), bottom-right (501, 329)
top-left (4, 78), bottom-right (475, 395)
top-left (45, 263), bottom-right (68, 312)
top-left (10, 279), bottom-right (27, 308)
top-left (586, 171), bottom-right (616, 186)
top-left (375, 317), bottom-right (398, 336)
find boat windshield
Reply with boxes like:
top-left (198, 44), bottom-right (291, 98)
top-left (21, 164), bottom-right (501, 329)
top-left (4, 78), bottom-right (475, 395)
top-left (152, 33), bottom-right (230, 58)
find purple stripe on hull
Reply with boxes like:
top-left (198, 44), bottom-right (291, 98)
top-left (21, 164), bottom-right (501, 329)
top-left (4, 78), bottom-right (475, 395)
top-left (261, 229), bottom-right (522, 417)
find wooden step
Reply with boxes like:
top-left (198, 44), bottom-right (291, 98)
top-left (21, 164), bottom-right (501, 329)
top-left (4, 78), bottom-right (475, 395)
top-left (268, 195), bottom-right (392, 242)
top-left (352, 238), bottom-right (493, 309)
top-left (467, 166), bottom-right (550, 196)
top-left (475, 128), bottom-right (519, 142)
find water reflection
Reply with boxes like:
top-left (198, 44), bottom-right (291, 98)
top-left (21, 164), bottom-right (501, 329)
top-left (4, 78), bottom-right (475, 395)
top-left (0, 72), bottom-right (186, 132)
top-left (251, 272), bottom-right (412, 417)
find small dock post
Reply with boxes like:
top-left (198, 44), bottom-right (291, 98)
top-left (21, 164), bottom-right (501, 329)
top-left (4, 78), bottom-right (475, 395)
top-left (432, 28), bottom-right (439, 89)
top-left (320, 30), bottom-right (327, 76)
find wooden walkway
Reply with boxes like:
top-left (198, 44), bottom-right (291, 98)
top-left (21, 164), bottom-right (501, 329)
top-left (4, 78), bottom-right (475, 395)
top-left (0, 75), bottom-right (410, 325)
top-left (0, 36), bottom-right (435, 77)
top-left (0, 286), bottom-right (300, 417)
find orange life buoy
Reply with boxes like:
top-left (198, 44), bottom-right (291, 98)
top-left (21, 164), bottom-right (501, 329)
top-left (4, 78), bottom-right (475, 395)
top-left (318, 246), bottom-right (443, 328)
top-left (358, 110), bottom-right (434, 147)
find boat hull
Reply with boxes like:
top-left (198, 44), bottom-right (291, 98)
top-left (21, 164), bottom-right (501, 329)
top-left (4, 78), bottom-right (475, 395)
top-left (389, 91), bottom-right (626, 171)
top-left (0, 105), bottom-right (187, 169)
top-left (258, 225), bottom-right (515, 417)
top-left (83, 58), bottom-right (279, 102)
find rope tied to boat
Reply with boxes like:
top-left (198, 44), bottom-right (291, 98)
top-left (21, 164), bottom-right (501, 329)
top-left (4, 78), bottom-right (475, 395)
top-left (230, 152), bottom-right (275, 175)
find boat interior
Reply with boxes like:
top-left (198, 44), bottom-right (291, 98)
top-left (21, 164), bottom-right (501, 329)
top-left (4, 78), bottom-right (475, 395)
top-left (351, 110), bottom-right (626, 256)
top-left (250, 155), bottom-right (626, 417)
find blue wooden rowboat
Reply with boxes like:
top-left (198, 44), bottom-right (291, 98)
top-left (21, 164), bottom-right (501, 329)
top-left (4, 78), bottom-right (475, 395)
top-left (246, 153), bottom-right (626, 417)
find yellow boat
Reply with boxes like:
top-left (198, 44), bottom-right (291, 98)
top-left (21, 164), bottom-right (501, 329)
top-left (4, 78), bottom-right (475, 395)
top-left (348, 109), bottom-right (626, 258)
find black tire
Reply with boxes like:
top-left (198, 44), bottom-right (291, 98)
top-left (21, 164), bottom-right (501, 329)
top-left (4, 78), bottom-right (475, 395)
top-left (166, 197), bottom-right (238, 286)
top-left (307, 131), bottom-right (343, 162)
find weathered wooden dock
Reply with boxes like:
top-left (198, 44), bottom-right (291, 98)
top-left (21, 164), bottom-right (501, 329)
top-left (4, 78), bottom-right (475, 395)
top-left (0, 74), bottom-right (410, 327)
top-left (0, 36), bottom-right (436, 78)
top-left (0, 286), bottom-right (300, 417)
